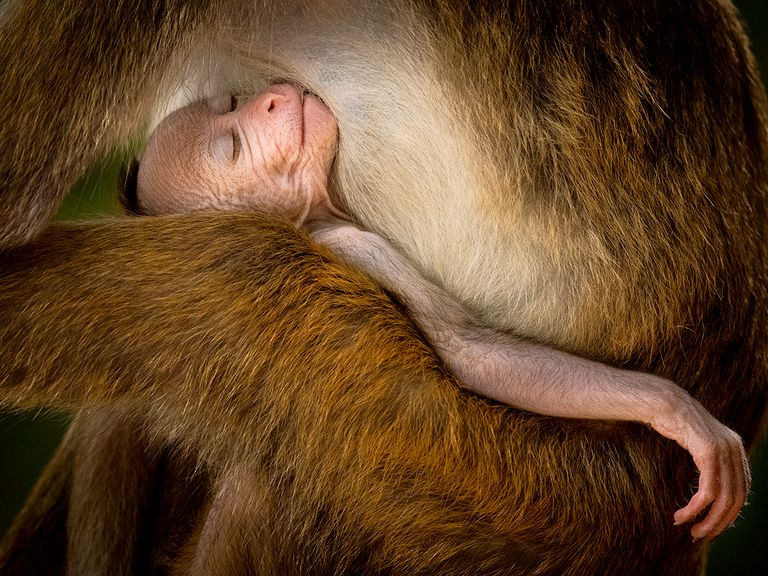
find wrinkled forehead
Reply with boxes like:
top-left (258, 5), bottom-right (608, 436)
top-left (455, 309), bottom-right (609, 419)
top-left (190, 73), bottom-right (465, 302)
top-left (146, 102), bottom-right (208, 170)
top-left (139, 101), bottom-right (212, 195)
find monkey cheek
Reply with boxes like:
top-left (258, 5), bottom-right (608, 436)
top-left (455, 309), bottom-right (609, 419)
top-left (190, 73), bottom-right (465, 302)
top-left (303, 96), bottom-right (338, 155)
top-left (239, 173), bottom-right (308, 224)
top-left (138, 188), bottom-right (205, 216)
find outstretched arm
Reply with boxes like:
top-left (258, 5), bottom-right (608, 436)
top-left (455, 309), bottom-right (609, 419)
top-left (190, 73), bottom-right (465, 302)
top-left (311, 221), bottom-right (750, 541)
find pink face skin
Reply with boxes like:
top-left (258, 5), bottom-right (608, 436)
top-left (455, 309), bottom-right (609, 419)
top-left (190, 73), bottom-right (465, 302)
top-left (137, 84), bottom-right (344, 224)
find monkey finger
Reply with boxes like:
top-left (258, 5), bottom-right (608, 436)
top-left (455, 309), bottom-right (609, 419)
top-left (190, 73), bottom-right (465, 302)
top-left (692, 441), bottom-right (750, 541)
top-left (674, 488), bottom-right (715, 528)
top-left (673, 453), bottom-right (720, 527)
top-left (688, 447), bottom-right (746, 541)
top-left (689, 494), bottom-right (735, 542)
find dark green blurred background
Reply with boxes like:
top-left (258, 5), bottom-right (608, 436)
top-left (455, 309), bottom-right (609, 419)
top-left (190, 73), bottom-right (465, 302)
top-left (1, 2), bottom-right (767, 573)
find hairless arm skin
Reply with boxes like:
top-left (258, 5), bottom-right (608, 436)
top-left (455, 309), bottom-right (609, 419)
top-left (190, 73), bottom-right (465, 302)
top-left (310, 220), bottom-right (750, 541)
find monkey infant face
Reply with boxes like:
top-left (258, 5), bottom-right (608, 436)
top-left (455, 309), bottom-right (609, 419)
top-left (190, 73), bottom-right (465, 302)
top-left (137, 84), bottom-right (340, 222)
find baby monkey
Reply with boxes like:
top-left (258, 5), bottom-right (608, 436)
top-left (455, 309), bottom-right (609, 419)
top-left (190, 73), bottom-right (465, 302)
top-left (132, 83), bottom-right (748, 542)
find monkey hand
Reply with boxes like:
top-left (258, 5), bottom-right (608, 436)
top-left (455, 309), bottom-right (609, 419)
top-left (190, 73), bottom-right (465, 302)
top-left (649, 390), bottom-right (750, 542)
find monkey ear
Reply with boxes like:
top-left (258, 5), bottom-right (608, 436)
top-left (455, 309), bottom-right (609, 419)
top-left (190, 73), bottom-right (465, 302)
top-left (119, 159), bottom-right (143, 216)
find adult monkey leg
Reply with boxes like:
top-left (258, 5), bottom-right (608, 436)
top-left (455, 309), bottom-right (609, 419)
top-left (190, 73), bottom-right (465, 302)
top-left (0, 425), bottom-right (71, 576)
top-left (0, 412), bottom-right (168, 576)
top-left (0, 214), bottom-right (713, 575)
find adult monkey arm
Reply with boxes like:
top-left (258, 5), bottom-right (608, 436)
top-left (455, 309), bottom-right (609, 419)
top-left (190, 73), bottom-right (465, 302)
top-left (1, 214), bottom-right (424, 462)
top-left (0, 214), bottom-right (717, 574)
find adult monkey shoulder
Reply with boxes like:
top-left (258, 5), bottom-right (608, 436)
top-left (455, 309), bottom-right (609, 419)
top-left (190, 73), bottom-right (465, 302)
top-left (0, 1), bottom-right (767, 575)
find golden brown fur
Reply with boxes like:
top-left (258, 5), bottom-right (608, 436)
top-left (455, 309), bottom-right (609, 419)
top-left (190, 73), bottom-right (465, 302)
top-left (0, 0), bottom-right (767, 574)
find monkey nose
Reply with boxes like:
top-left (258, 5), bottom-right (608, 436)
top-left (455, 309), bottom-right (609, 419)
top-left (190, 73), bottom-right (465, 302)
top-left (246, 83), bottom-right (300, 115)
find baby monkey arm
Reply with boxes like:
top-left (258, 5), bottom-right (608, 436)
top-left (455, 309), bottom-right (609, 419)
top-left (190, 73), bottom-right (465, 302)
top-left (310, 220), bottom-right (749, 542)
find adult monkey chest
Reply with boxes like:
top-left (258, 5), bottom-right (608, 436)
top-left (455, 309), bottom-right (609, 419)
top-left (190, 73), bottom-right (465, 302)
top-left (0, 1), bottom-right (766, 575)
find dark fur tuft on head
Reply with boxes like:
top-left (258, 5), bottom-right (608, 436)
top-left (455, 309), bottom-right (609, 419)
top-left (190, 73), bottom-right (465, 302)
top-left (119, 159), bottom-right (143, 216)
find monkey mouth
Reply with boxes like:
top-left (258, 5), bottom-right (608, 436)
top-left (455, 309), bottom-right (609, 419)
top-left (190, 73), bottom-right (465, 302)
top-left (299, 90), bottom-right (326, 148)
top-left (300, 90), bottom-right (336, 148)
top-left (300, 95), bottom-right (307, 147)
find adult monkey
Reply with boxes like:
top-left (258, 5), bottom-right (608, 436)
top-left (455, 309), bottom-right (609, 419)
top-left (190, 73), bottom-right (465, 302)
top-left (0, 0), bottom-right (767, 574)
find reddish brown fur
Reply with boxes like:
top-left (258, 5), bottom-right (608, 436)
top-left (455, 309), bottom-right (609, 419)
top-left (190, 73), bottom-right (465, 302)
top-left (0, 0), bottom-right (767, 574)
top-left (0, 215), bottom-right (706, 574)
